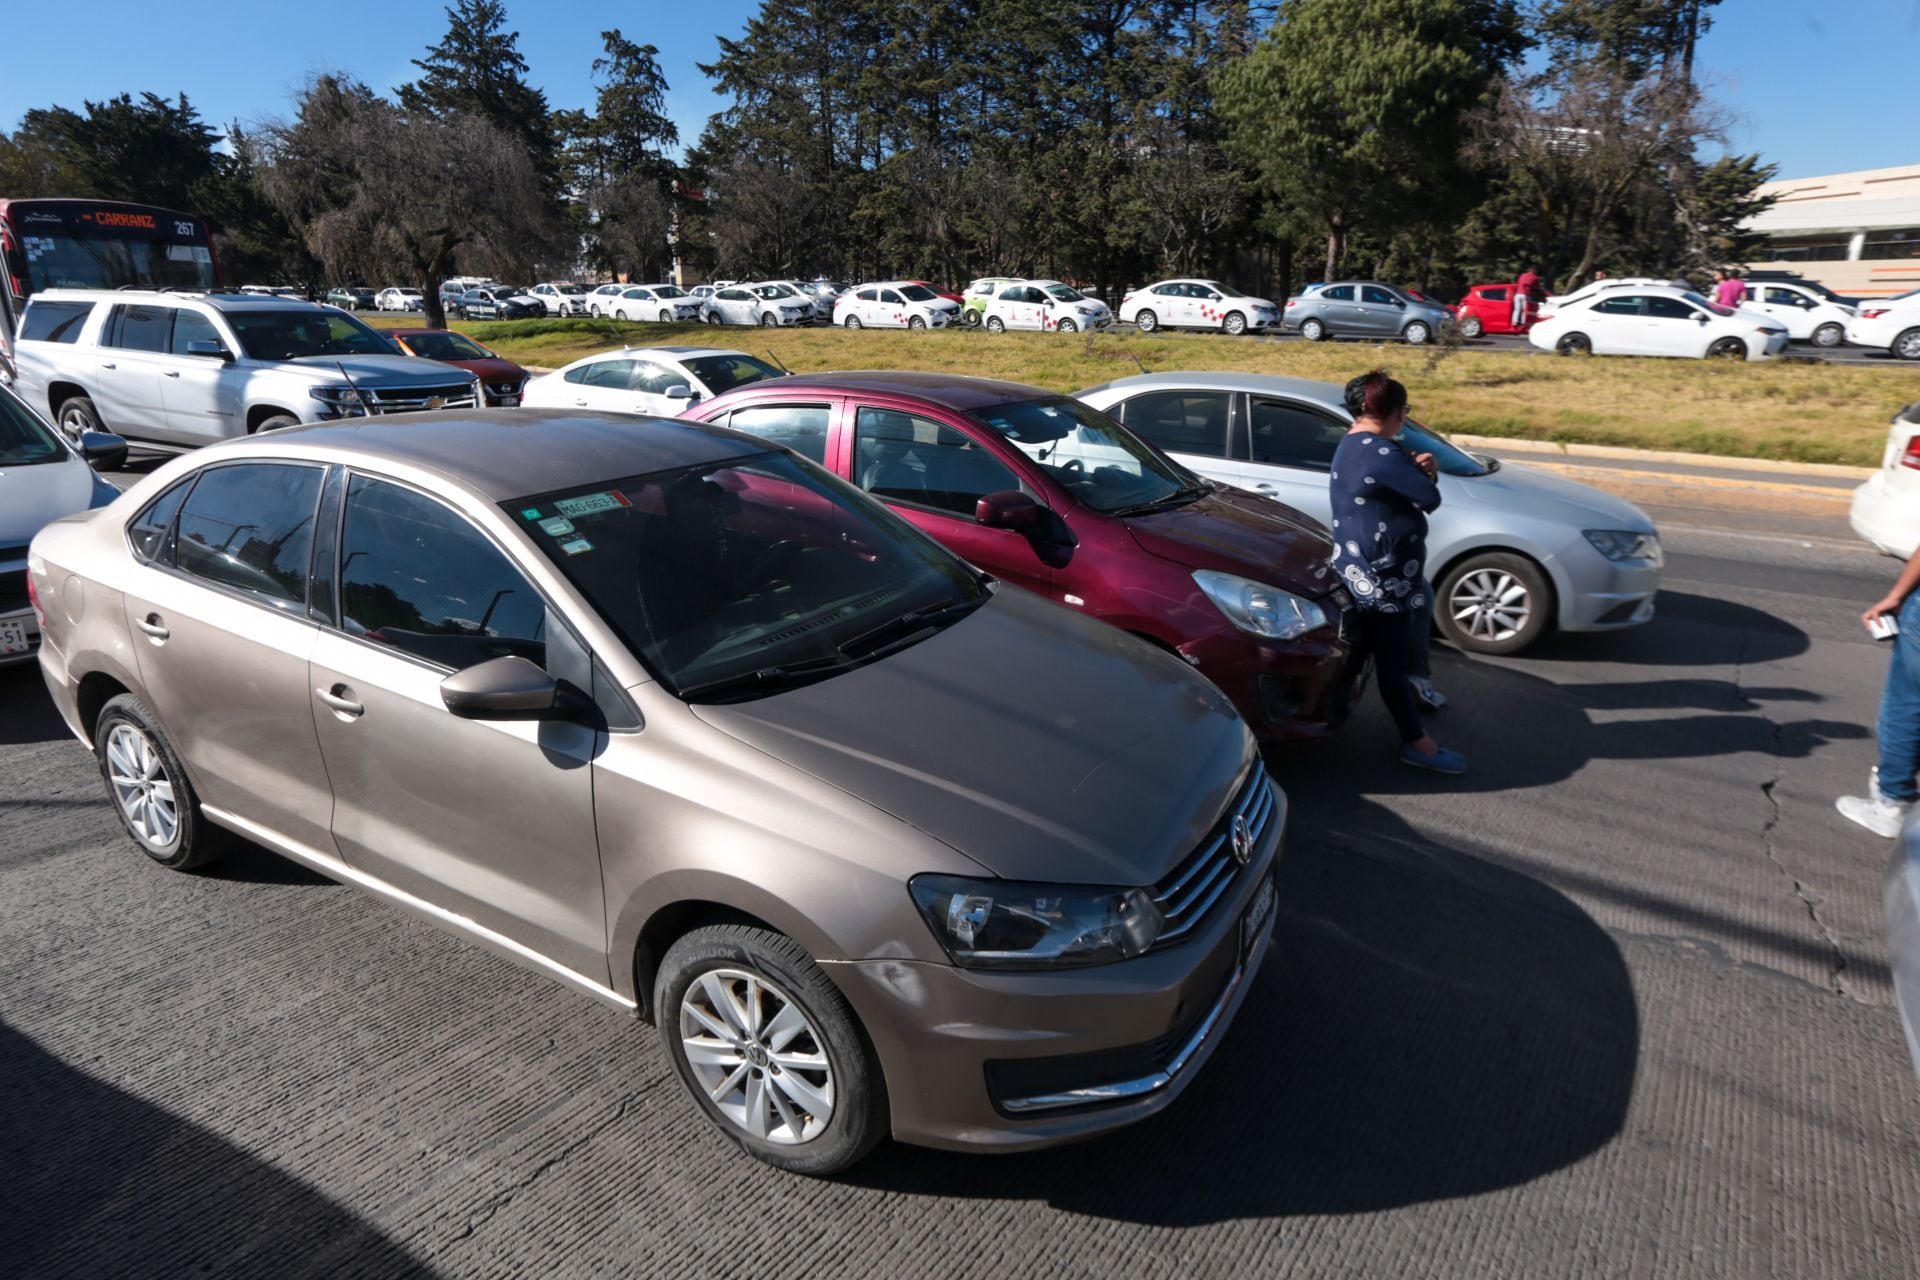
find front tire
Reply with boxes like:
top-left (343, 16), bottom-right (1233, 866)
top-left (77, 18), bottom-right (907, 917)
top-left (94, 694), bottom-right (235, 871)
top-left (985, 316), bottom-right (1006, 334)
top-left (1436, 552), bottom-right (1553, 655)
top-left (1134, 309), bottom-right (1159, 333)
top-left (1894, 328), bottom-right (1920, 361)
top-left (656, 924), bottom-right (888, 1176)
top-left (761, 313), bottom-right (779, 327)
top-left (1556, 332), bottom-right (1592, 356)
top-left (1301, 317), bottom-right (1327, 342)
top-left (660, 310), bottom-right (673, 323)
top-left (1223, 311), bottom-right (1247, 336)
top-left (1055, 318), bottom-right (1078, 333)
top-left (1706, 336), bottom-right (1748, 360)
top-left (908, 315), bottom-right (926, 329)
top-left (1403, 320), bottom-right (1432, 345)
top-left (55, 395), bottom-right (104, 447)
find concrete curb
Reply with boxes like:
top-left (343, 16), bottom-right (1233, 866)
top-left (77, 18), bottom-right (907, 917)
top-left (1450, 434), bottom-right (1875, 480)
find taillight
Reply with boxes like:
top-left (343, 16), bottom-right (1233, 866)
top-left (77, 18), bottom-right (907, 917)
top-left (1901, 436), bottom-right (1920, 471)
top-left (26, 570), bottom-right (45, 627)
top-left (1863, 308), bottom-right (1890, 320)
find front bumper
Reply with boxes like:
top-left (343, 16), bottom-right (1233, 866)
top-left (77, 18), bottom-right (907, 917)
top-left (1851, 473), bottom-right (1920, 558)
top-left (1559, 551), bottom-right (1663, 631)
top-left (1179, 621), bottom-right (1361, 739)
top-left (826, 806), bottom-right (1282, 1151)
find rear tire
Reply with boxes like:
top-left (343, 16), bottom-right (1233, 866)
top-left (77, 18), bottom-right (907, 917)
top-left (1460, 315), bottom-right (1484, 339)
top-left (55, 395), bottom-right (103, 447)
top-left (985, 316), bottom-right (1006, 334)
top-left (94, 693), bottom-right (236, 871)
top-left (1811, 322), bottom-right (1844, 348)
top-left (1436, 552), bottom-right (1553, 655)
top-left (1134, 309), bottom-right (1159, 333)
top-left (1556, 332), bottom-right (1592, 356)
top-left (1894, 328), bottom-right (1920, 361)
top-left (844, 315), bottom-right (862, 328)
top-left (655, 924), bottom-right (888, 1176)
top-left (1301, 318), bottom-right (1327, 342)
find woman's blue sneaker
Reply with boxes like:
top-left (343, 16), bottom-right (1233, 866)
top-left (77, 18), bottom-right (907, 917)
top-left (1400, 743), bottom-right (1467, 774)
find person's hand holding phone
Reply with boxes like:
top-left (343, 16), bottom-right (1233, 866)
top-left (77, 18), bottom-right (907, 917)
top-left (1413, 451), bottom-right (1438, 480)
top-left (1865, 594), bottom-right (1905, 634)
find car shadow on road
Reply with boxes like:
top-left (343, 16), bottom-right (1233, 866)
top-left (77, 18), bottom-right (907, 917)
top-left (0, 667), bottom-right (74, 747)
top-left (0, 1021), bottom-right (439, 1277)
top-left (1517, 590), bottom-right (1810, 667)
top-left (848, 802), bottom-right (1637, 1223)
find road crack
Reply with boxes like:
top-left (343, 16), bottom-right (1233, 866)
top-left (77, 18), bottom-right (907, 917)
top-left (448, 1085), bottom-right (655, 1246)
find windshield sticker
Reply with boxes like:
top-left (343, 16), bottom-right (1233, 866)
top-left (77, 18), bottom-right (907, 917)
top-left (559, 537), bottom-right (594, 555)
top-left (554, 491), bottom-right (630, 517)
top-left (537, 517), bottom-right (575, 537)
top-left (520, 506), bottom-right (543, 520)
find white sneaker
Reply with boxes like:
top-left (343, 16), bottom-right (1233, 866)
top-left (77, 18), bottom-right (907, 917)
top-left (1410, 677), bottom-right (1448, 711)
top-left (1836, 792), bottom-right (1911, 838)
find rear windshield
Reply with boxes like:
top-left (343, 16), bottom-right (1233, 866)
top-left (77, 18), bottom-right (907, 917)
top-left (682, 354), bottom-right (783, 394)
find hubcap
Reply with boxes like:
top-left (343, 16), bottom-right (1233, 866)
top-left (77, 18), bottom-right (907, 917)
top-left (679, 968), bottom-right (834, 1145)
top-left (58, 408), bottom-right (90, 445)
top-left (1450, 569), bottom-right (1531, 643)
top-left (106, 724), bottom-right (178, 848)
top-left (1898, 331), bottom-right (1920, 360)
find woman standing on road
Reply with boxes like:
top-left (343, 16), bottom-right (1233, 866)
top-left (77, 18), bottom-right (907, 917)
top-left (1329, 370), bottom-right (1466, 774)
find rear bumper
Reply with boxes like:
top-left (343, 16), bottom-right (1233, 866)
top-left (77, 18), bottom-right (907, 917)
top-left (1851, 474), bottom-right (1920, 559)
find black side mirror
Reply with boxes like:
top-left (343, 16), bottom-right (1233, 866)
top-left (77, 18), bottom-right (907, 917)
top-left (440, 655), bottom-right (559, 720)
top-left (186, 339), bottom-right (232, 362)
top-left (79, 431), bottom-right (128, 471)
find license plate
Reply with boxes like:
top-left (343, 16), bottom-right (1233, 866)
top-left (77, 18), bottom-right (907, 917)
top-left (1241, 873), bottom-right (1276, 958)
top-left (0, 616), bottom-right (31, 656)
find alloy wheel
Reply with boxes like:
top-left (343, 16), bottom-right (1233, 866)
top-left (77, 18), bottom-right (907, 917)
top-left (56, 405), bottom-right (92, 446)
top-left (1896, 329), bottom-right (1920, 361)
top-left (1812, 323), bottom-right (1843, 348)
top-left (679, 968), bottom-right (834, 1145)
top-left (106, 723), bottom-right (178, 849)
top-left (1224, 312), bottom-right (1246, 335)
top-left (1449, 568), bottom-right (1531, 644)
top-left (1135, 309), bottom-right (1158, 333)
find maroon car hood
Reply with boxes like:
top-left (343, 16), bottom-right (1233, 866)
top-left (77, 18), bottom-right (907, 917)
top-left (1122, 486), bottom-right (1333, 594)
top-left (434, 356), bottom-right (525, 382)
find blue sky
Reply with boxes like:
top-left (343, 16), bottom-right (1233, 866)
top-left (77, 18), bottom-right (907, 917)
top-left (0, 0), bottom-right (1914, 179)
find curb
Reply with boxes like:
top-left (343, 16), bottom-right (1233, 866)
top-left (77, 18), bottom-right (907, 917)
top-left (1450, 434), bottom-right (1874, 480)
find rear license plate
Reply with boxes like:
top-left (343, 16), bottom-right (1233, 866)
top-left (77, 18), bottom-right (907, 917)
top-left (0, 617), bottom-right (31, 656)
top-left (1241, 873), bottom-right (1276, 958)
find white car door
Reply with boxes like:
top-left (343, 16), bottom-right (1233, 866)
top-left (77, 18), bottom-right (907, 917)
top-left (1641, 294), bottom-right (1710, 356)
top-left (877, 289), bottom-right (907, 327)
top-left (160, 309), bottom-right (245, 444)
top-left (1756, 285), bottom-right (1816, 339)
top-left (91, 302), bottom-right (174, 438)
top-left (1585, 296), bottom-right (1646, 354)
top-left (1015, 286), bottom-right (1048, 330)
top-left (559, 357), bottom-right (639, 410)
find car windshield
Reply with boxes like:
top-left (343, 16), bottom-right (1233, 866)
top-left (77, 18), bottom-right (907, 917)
top-left (971, 397), bottom-right (1195, 514)
top-left (556, 284), bottom-right (584, 295)
top-left (399, 289), bottom-right (422, 297)
top-left (654, 285), bottom-right (687, 298)
top-left (755, 284), bottom-right (799, 299)
top-left (1681, 290), bottom-right (1735, 317)
top-left (0, 388), bottom-right (66, 466)
top-left (1401, 422), bottom-right (1491, 478)
top-left (508, 452), bottom-right (986, 700)
top-left (403, 331), bottom-right (490, 360)
top-left (1213, 282), bottom-right (1248, 298)
top-left (225, 310), bottom-right (397, 359)
top-left (682, 354), bottom-right (783, 394)
top-left (898, 284), bottom-right (938, 302)
top-left (1045, 284), bottom-right (1085, 303)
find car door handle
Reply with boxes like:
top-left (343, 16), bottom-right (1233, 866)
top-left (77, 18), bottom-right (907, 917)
top-left (100, 361), bottom-right (117, 370)
top-left (314, 686), bottom-right (365, 717)
top-left (163, 370), bottom-right (180, 378)
top-left (135, 614), bottom-right (169, 641)
top-left (574, 398), bottom-right (590, 407)
top-left (1253, 483), bottom-right (1279, 494)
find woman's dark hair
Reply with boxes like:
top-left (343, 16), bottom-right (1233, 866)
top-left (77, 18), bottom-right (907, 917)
top-left (1344, 369), bottom-right (1408, 420)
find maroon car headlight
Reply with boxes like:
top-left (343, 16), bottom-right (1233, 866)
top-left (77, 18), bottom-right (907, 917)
top-left (909, 875), bottom-right (1164, 969)
top-left (1192, 570), bottom-right (1332, 641)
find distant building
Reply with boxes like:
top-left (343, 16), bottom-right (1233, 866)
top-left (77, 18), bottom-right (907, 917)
top-left (1741, 163), bottom-right (1920, 296)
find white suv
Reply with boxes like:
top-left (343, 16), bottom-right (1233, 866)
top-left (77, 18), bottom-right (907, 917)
top-left (11, 289), bottom-right (481, 450)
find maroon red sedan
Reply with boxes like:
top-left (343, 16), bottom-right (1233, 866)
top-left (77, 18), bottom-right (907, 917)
top-left (389, 328), bottom-right (531, 406)
top-left (683, 371), bottom-right (1364, 739)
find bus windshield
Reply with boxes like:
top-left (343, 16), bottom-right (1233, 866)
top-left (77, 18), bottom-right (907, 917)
top-left (3, 200), bottom-right (217, 297)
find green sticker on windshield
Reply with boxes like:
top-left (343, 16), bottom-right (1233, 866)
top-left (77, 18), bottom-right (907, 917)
top-left (520, 507), bottom-right (542, 520)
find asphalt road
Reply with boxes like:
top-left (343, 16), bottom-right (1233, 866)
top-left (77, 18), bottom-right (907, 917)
top-left (3, 491), bottom-right (1918, 1277)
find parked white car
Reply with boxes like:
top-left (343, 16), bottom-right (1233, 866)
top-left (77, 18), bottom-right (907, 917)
top-left (1120, 279), bottom-right (1281, 335)
top-left (961, 276), bottom-right (1021, 326)
top-left (1849, 290), bottom-right (1920, 361)
top-left (1537, 277), bottom-right (1690, 316)
top-left (521, 345), bottom-right (786, 416)
top-left (586, 283), bottom-right (629, 316)
top-left (1739, 280), bottom-right (1856, 348)
top-left (374, 287), bottom-right (425, 312)
top-left (529, 282), bottom-right (591, 316)
top-left (607, 285), bottom-right (701, 323)
top-left (834, 281), bottom-right (962, 329)
top-left (980, 280), bottom-right (1114, 333)
top-left (1529, 285), bottom-right (1788, 360)
top-left (1850, 399), bottom-right (1920, 557)
top-left (701, 282), bottom-right (814, 327)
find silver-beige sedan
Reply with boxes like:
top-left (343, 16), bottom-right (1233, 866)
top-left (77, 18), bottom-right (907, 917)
top-left (27, 408), bottom-right (1283, 1174)
top-left (1077, 372), bottom-right (1663, 654)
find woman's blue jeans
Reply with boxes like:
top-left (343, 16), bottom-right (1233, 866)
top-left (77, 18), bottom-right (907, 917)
top-left (1879, 593), bottom-right (1920, 803)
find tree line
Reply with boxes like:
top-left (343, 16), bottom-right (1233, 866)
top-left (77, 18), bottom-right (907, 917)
top-left (0, 0), bottom-right (1771, 327)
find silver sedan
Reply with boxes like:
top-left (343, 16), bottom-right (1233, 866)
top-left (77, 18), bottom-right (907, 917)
top-left (1076, 372), bottom-right (1663, 654)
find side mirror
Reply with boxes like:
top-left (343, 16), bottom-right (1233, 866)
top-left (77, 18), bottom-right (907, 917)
top-left (186, 339), bottom-right (233, 361)
top-left (663, 383), bottom-right (693, 400)
top-left (79, 430), bottom-right (128, 471)
top-left (1696, 314), bottom-right (1710, 324)
top-left (1394, 299), bottom-right (1407, 308)
top-left (439, 655), bottom-right (559, 720)
top-left (976, 488), bottom-right (1043, 530)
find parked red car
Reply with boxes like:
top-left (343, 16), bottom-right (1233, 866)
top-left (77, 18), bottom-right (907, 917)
top-left (388, 327), bottom-right (531, 406)
top-left (683, 371), bottom-right (1365, 739)
top-left (907, 280), bottom-right (966, 305)
top-left (1455, 284), bottom-right (1536, 338)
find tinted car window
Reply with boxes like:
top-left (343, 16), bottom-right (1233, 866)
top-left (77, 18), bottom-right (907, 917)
top-left (857, 289), bottom-right (879, 302)
top-left (1764, 288), bottom-right (1805, 307)
top-left (581, 359), bottom-right (636, 389)
top-left (1321, 285), bottom-right (1354, 302)
top-left (1249, 399), bottom-right (1347, 471)
top-left (19, 300), bottom-right (93, 344)
top-left (1119, 391), bottom-right (1232, 459)
top-left (226, 310), bottom-right (394, 359)
top-left (1152, 283), bottom-right (1180, 296)
top-left (725, 404), bottom-right (831, 464)
top-left (681, 354), bottom-right (782, 394)
top-left (174, 463), bottom-right (323, 610)
top-left (129, 477), bottom-right (194, 562)
top-left (631, 362), bottom-right (688, 395)
top-left (111, 305), bottom-right (172, 353)
top-left (170, 310), bottom-right (222, 355)
top-left (1360, 286), bottom-right (1397, 305)
top-left (855, 408), bottom-right (1017, 516)
top-left (1593, 296), bottom-right (1643, 316)
top-left (1478, 286), bottom-right (1508, 302)
top-left (339, 476), bottom-right (546, 670)
top-left (1645, 296), bottom-right (1698, 320)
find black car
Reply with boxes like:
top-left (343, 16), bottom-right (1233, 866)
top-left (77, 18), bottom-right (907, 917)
top-left (325, 285), bottom-right (377, 311)
top-left (451, 288), bottom-right (540, 321)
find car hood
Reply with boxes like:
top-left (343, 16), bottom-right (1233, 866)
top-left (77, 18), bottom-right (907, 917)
top-left (283, 354), bottom-right (475, 385)
top-left (1120, 485), bottom-right (1334, 595)
top-left (2, 456), bottom-right (102, 546)
top-left (426, 356), bottom-right (523, 382)
top-left (1451, 459), bottom-right (1655, 531)
top-left (693, 587), bottom-right (1254, 886)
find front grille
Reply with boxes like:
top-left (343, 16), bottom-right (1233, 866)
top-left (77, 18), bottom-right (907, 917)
top-left (1149, 769), bottom-right (1276, 949)
top-left (0, 568), bottom-right (27, 614)
top-left (372, 383), bottom-right (479, 412)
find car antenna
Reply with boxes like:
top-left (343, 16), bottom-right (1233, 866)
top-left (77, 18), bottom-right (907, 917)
top-left (334, 360), bottom-right (382, 416)
top-left (764, 350), bottom-right (791, 375)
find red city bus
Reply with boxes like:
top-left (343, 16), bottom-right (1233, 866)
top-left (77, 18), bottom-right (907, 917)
top-left (0, 198), bottom-right (222, 350)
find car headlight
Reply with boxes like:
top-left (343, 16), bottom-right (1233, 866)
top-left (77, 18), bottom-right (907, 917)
top-left (308, 385), bottom-right (372, 412)
top-left (1584, 529), bottom-right (1661, 563)
top-left (1192, 569), bottom-right (1332, 640)
top-left (909, 874), bottom-right (1163, 969)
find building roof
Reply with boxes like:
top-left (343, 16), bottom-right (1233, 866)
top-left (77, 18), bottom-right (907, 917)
top-left (1744, 163), bottom-right (1920, 236)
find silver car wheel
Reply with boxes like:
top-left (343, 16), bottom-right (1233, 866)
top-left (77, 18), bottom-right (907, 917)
top-left (1450, 568), bottom-right (1531, 643)
top-left (106, 723), bottom-right (178, 849)
top-left (57, 405), bottom-right (92, 446)
top-left (1895, 328), bottom-right (1920, 361)
top-left (680, 968), bottom-right (834, 1145)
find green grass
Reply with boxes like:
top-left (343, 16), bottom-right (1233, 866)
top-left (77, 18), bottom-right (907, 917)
top-left (363, 314), bottom-right (1918, 468)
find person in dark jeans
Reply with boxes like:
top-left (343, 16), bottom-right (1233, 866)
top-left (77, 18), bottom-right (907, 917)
top-left (1329, 370), bottom-right (1466, 774)
top-left (1837, 545), bottom-right (1920, 836)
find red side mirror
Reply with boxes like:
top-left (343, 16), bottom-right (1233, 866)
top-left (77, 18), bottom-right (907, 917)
top-left (976, 489), bottom-right (1042, 530)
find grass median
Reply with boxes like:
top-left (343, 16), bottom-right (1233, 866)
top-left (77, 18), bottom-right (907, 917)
top-left (364, 314), bottom-right (1916, 468)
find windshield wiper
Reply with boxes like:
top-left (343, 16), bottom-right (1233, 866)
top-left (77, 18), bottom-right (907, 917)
top-left (837, 594), bottom-right (988, 660)
top-left (1108, 482), bottom-right (1210, 518)
top-left (676, 653), bottom-right (858, 703)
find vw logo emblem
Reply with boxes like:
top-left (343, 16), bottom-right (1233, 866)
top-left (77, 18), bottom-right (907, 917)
top-left (1230, 814), bottom-right (1254, 865)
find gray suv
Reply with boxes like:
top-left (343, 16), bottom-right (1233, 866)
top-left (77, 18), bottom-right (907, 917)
top-left (11, 289), bottom-right (480, 450)
top-left (1284, 281), bottom-right (1455, 345)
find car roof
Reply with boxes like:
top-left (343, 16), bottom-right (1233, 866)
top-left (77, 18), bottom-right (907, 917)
top-left (561, 345), bottom-right (745, 368)
top-left (1074, 370), bottom-right (1344, 408)
top-left (225, 409), bottom-right (769, 500)
top-left (756, 370), bottom-right (1048, 410)
top-left (1565, 284), bottom-right (1702, 304)
top-left (32, 288), bottom-right (330, 312)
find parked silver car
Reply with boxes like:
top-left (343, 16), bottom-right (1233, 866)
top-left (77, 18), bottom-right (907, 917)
top-left (1283, 281), bottom-right (1455, 345)
top-left (1076, 372), bottom-right (1663, 654)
